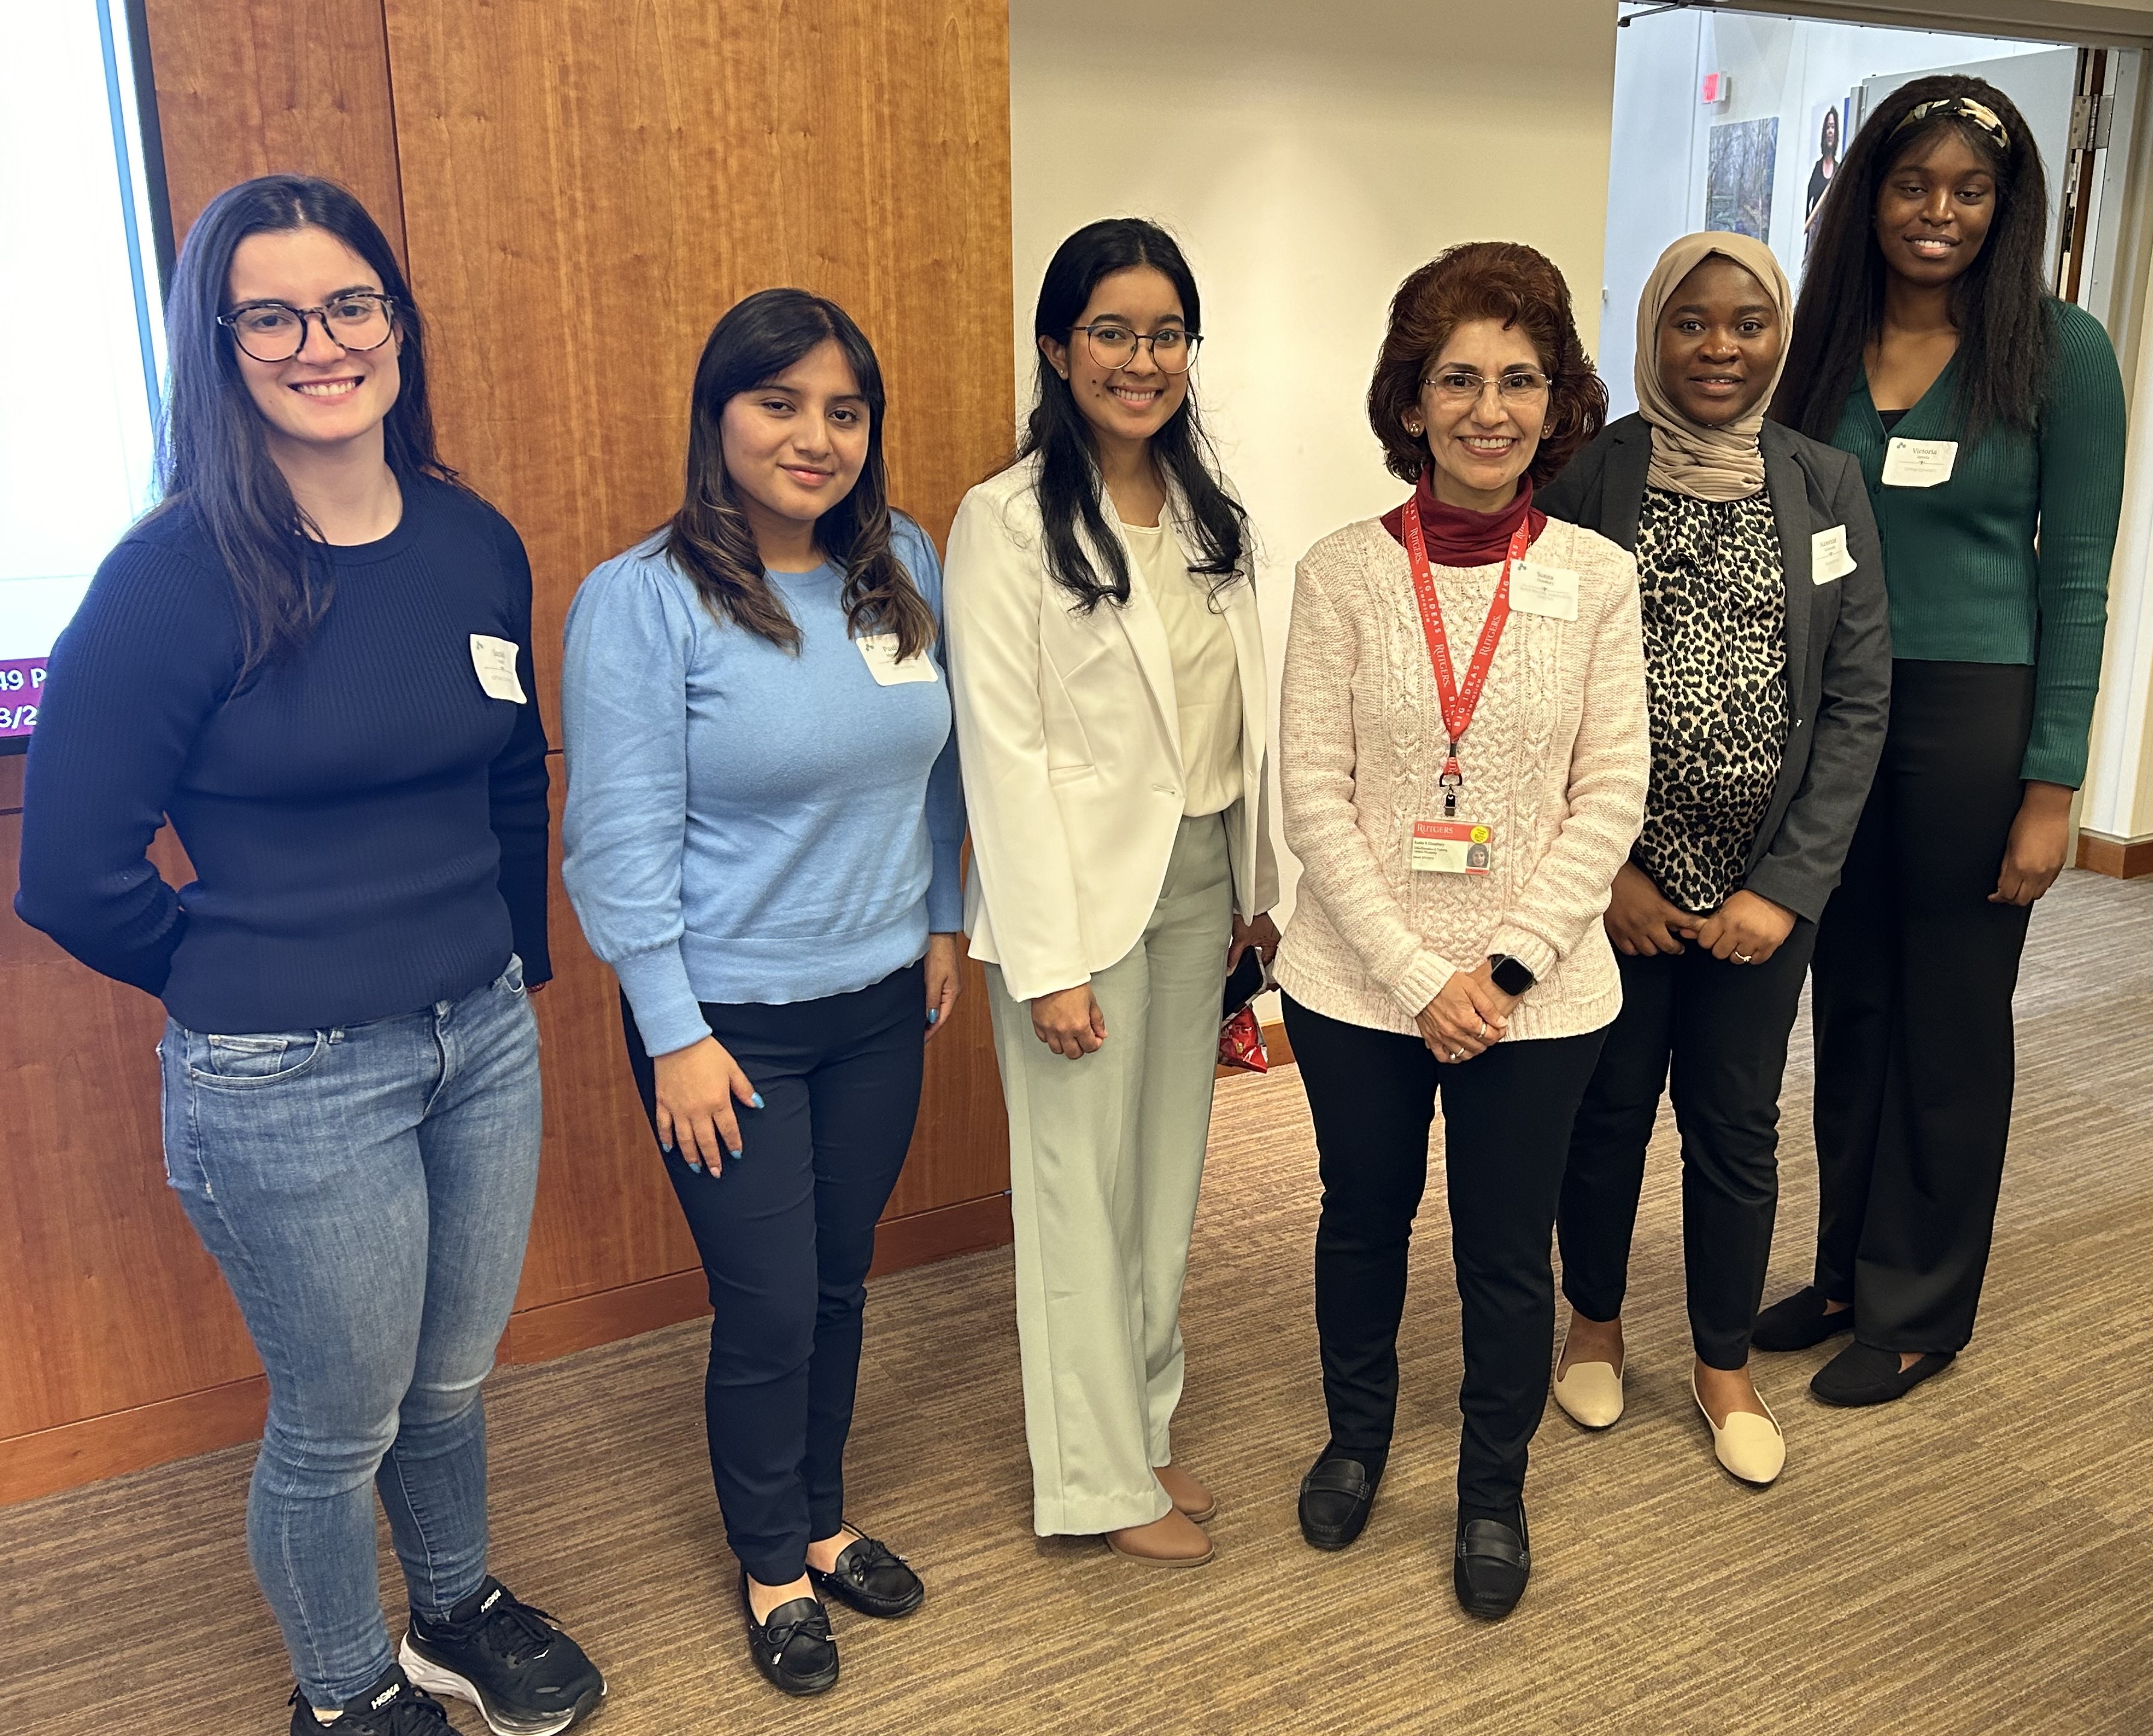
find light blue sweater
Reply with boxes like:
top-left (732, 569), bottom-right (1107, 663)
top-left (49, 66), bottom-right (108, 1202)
top-left (561, 515), bottom-right (964, 1057)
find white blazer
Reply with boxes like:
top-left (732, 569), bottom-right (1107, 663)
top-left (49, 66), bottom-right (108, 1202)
top-left (944, 455), bottom-right (1280, 1004)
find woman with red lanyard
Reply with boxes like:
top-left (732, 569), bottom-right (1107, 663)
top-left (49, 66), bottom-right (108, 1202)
top-left (1273, 241), bottom-right (1647, 1620)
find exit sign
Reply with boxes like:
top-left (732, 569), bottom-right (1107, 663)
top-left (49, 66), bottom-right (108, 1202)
top-left (1701, 71), bottom-right (1730, 105)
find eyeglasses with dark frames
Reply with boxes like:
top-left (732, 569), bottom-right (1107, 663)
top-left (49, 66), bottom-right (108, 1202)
top-left (218, 292), bottom-right (399, 363)
top-left (1071, 322), bottom-right (1203, 375)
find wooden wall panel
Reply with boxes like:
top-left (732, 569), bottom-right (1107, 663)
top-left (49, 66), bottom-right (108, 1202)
top-left (143, 0), bottom-right (407, 258)
top-left (383, 0), bottom-right (1016, 1314)
top-left (0, 825), bottom-right (259, 1442)
top-left (379, 0), bottom-right (1014, 721)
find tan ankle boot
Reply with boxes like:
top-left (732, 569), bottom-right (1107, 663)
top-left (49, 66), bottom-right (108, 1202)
top-left (1155, 1463), bottom-right (1216, 1523)
top-left (1106, 1507), bottom-right (1215, 1567)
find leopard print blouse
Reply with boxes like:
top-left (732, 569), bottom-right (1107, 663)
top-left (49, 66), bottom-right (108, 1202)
top-left (1632, 487), bottom-right (1788, 915)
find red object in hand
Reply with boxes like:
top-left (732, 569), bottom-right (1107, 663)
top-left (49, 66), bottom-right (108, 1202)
top-left (1218, 1003), bottom-right (1269, 1073)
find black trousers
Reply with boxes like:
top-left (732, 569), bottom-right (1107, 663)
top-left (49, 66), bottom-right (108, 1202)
top-left (1557, 926), bottom-right (1815, 1369)
top-left (1285, 995), bottom-right (1606, 1521)
top-left (623, 961), bottom-right (925, 1585)
top-left (1811, 661), bottom-right (2036, 1354)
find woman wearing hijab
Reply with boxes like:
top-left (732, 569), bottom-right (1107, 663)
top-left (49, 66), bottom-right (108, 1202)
top-left (1537, 233), bottom-right (1890, 1484)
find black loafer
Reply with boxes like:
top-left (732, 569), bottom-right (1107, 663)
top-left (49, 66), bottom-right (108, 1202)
top-left (807, 1531), bottom-right (924, 1619)
top-left (1454, 1504), bottom-right (1531, 1621)
top-left (1752, 1286), bottom-right (1856, 1353)
top-left (740, 1573), bottom-right (839, 1696)
top-left (1298, 1454), bottom-right (1379, 1552)
top-left (1810, 1341), bottom-right (1954, 1407)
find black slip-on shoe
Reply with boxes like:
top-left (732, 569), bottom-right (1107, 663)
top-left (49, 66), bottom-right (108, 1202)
top-left (1752, 1286), bottom-right (1856, 1353)
top-left (290, 1664), bottom-right (456, 1735)
top-left (401, 1578), bottom-right (605, 1736)
top-left (740, 1573), bottom-right (840, 1697)
top-left (1810, 1341), bottom-right (1954, 1407)
top-left (1454, 1504), bottom-right (1531, 1621)
top-left (807, 1529), bottom-right (925, 1619)
top-left (1298, 1454), bottom-right (1379, 1552)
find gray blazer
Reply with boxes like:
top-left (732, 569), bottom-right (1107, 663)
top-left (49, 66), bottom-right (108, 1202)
top-left (1538, 414), bottom-right (1891, 923)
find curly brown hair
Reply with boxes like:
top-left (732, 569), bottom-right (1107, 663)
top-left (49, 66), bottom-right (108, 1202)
top-left (1368, 241), bottom-right (1607, 486)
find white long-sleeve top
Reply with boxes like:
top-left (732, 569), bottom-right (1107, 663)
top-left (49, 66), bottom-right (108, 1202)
top-left (1273, 515), bottom-right (1649, 1043)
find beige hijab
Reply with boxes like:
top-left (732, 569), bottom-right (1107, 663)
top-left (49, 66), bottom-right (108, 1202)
top-left (1634, 232), bottom-right (1792, 501)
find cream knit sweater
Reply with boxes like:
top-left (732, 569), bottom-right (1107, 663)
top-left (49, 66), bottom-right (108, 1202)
top-left (1274, 515), bottom-right (1649, 1043)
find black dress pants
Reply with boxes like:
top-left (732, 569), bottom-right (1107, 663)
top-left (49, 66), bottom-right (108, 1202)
top-left (622, 961), bottom-right (925, 1585)
top-left (1285, 995), bottom-right (1606, 1521)
top-left (1811, 661), bottom-right (2036, 1354)
top-left (1557, 926), bottom-right (1815, 1369)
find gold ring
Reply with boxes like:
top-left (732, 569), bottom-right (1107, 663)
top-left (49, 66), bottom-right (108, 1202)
top-left (1449, 1047), bottom-right (1465, 1062)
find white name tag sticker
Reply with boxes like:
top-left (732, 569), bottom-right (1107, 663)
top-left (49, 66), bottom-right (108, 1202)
top-left (469, 634), bottom-right (527, 703)
top-left (1510, 559), bottom-right (1579, 622)
top-left (1881, 437), bottom-right (1958, 488)
top-left (1411, 819), bottom-right (1495, 874)
top-left (1811, 524), bottom-right (1856, 585)
top-left (856, 633), bottom-right (939, 686)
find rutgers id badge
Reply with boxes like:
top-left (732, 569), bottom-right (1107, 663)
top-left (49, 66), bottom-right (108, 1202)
top-left (1412, 819), bottom-right (1495, 874)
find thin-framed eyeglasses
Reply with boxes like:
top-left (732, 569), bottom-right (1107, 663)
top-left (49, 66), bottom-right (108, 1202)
top-left (218, 292), bottom-right (398, 363)
top-left (1072, 322), bottom-right (1203, 375)
top-left (1422, 366), bottom-right (1552, 405)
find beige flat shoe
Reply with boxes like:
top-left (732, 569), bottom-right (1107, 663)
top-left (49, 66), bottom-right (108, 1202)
top-left (1552, 1332), bottom-right (1624, 1429)
top-left (1693, 1371), bottom-right (1785, 1486)
top-left (1155, 1463), bottom-right (1216, 1524)
top-left (1106, 1507), bottom-right (1215, 1567)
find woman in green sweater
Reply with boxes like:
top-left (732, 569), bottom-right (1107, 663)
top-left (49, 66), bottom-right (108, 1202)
top-left (1761, 76), bottom-right (2125, 1404)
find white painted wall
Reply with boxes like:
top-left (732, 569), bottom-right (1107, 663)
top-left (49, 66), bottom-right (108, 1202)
top-left (1009, 0), bottom-right (1622, 938)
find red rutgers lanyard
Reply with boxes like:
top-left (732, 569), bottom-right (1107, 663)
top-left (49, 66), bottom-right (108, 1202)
top-left (1399, 503), bottom-right (1529, 818)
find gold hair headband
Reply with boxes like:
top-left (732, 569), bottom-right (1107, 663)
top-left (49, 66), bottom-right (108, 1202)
top-left (1892, 96), bottom-right (2010, 151)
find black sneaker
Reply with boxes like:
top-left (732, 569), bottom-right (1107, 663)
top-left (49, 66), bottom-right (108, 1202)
top-left (400, 1576), bottom-right (606, 1735)
top-left (288, 1663), bottom-right (456, 1735)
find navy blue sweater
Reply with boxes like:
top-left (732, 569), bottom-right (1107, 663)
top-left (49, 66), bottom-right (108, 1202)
top-left (14, 474), bottom-right (552, 1032)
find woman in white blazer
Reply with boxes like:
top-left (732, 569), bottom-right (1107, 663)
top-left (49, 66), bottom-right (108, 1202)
top-left (945, 219), bottom-right (1278, 1568)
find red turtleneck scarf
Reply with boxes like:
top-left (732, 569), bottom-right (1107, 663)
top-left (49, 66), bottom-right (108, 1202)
top-left (1380, 468), bottom-right (1546, 564)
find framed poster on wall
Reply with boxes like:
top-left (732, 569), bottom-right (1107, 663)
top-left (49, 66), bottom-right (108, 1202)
top-left (1706, 116), bottom-right (1778, 241)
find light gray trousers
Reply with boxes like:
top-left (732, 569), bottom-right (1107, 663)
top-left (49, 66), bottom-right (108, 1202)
top-left (986, 813), bottom-right (1234, 1536)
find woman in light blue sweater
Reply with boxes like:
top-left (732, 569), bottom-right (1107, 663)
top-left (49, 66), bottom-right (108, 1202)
top-left (560, 290), bottom-right (962, 1700)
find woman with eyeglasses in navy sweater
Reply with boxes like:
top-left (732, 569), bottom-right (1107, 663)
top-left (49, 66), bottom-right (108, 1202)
top-left (16, 175), bottom-right (603, 1736)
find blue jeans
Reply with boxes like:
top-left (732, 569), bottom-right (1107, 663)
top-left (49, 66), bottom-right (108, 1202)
top-left (158, 958), bottom-right (541, 1709)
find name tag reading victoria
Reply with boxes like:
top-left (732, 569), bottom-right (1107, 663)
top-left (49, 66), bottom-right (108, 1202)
top-left (1413, 819), bottom-right (1495, 874)
top-left (856, 633), bottom-right (940, 686)
top-left (1880, 438), bottom-right (1957, 488)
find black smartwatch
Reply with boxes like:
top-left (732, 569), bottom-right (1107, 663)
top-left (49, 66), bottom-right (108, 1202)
top-left (1487, 953), bottom-right (1536, 997)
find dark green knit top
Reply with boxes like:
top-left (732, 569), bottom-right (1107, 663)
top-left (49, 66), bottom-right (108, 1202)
top-left (1830, 299), bottom-right (2124, 787)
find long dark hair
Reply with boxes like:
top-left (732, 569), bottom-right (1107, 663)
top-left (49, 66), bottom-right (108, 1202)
top-left (666, 289), bottom-right (934, 660)
top-left (1020, 219), bottom-right (1248, 611)
top-left (1773, 75), bottom-right (2052, 442)
top-left (155, 175), bottom-right (454, 677)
